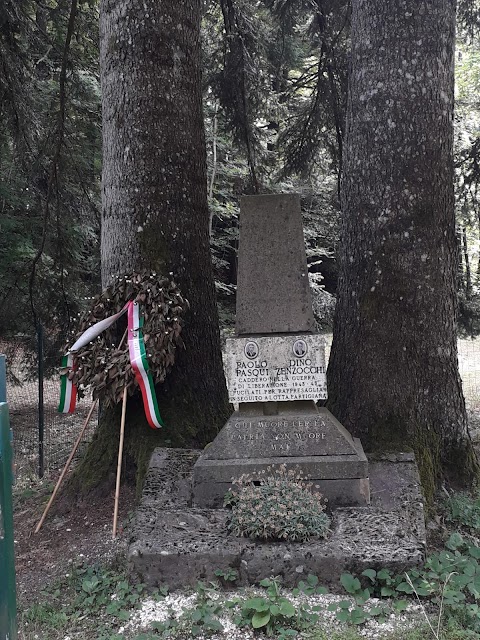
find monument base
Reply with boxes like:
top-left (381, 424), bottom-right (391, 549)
top-left (193, 454), bottom-right (369, 508)
top-left (129, 449), bottom-right (425, 590)
top-left (192, 405), bottom-right (370, 508)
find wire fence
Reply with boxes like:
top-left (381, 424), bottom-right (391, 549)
top-left (1, 333), bottom-right (480, 480)
top-left (0, 332), bottom-right (97, 478)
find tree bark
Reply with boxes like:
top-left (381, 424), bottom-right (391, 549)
top-left (327, 0), bottom-right (478, 501)
top-left (70, 0), bottom-right (230, 497)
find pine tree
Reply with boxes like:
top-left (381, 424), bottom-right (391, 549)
top-left (327, 0), bottom-right (478, 500)
top-left (69, 0), bottom-right (231, 495)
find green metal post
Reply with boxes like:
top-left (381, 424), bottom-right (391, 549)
top-left (0, 355), bottom-right (5, 402)
top-left (0, 353), bottom-right (18, 640)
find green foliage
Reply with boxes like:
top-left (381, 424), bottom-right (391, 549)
top-left (1, 0), bottom-right (101, 361)
top-left (22, 602), bottom-right (69, 628)
top-left (292, 573), bottom-right (329, 597)
top-left (4, 0), bottom-right (480, 347)
top-left (234, 576), bottom-right (317, 638)
top-left (445, 491), bottom-right (480, 530)
top-left (328, 533), bottom-right (480, 633)
top-left (21, 562), bottom-right (165, 638)
top-left (214, 567), bottom-right (239, 584)
top-left (148, 581), bottom-right (225, 638)
top-left (19, 533), bottom-right (480, 640)
top-left (225, 464), bottom-right (330, 542)
top-left (185, 581), bottom-right (225, 637)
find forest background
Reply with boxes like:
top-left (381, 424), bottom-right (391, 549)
top-left (1, 0), bottom-right (480, 355)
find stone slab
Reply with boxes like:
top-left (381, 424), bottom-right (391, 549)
top-left (193, 477), bottom-right (370, 510)
top-left (128, 449), bottom-right (426, 590)
top-left (193, 451), bottom-right (368, 484)
top-left (201, 408), bottom-right (358, 459)
top-left (225, 335), bottom-right (327, 403)
top-left (235, 194), bottom-right (316, 335)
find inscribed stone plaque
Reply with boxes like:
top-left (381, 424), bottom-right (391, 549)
top-left (201, 408), bottom-right (358, 460)
top-left (235, 194), bottom-right (316, 335)
top-left (225, 335), bottom-right (327, 403)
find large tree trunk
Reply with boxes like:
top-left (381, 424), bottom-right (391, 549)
top-left (70, 0), bottom-right (230, 497)
top-left (327, 0), bottom-right (478, 502)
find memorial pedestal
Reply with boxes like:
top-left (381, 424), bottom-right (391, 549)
top-left (193, 404), bottom-right (370, 508)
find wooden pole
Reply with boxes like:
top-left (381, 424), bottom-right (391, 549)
top-left (112, 387), bottom-right (128, 538)
top-left (34, 328), bottom-right (129, 535)
top-left (34, 399), bottom-right (98, 534)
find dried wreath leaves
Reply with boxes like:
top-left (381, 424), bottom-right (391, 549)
top-left (65, 272), bottom-right (188, 406)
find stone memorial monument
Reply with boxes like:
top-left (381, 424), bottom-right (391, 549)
top-left (192, 194), bottom-right (370, 508)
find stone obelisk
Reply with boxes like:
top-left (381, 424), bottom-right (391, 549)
top-left (192, 194), bottom-right (369, 507)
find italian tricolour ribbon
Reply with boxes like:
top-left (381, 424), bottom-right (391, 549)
top-left (58, 301), bottom-right (163, 429)
top-left (128, 301), bottom-right (164, 429)
top-left (58, 354), bottom-right (77, 414)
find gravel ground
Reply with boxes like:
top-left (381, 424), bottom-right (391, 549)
top-left (119, 588), bottom-right (425, 640)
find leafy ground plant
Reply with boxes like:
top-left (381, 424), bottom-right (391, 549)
top-left (20, 563), bottom-right (166, 639)
top-left (445, 490), bottom-right (480, 530)
top-left (331, 532), bottom-right (480, 633)
top-left (146, 580), bottom-right (225, 638)
top-left (233, 576), bottom-right (318, 638)
top-left (225, 464), bottom-right (330, 542)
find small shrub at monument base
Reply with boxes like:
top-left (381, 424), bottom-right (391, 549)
top-left (225, 464), bottom-right (330, 542)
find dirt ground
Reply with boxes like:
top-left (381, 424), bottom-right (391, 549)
top-left (13, 474), bottom-right (136, 610)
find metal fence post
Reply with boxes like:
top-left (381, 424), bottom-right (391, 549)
top-left (37, 324), bottom-right (44, 478)
top-left (0, 355), bottom-right (18, 640)
top-left (0, 356), bottom-right (5, 403)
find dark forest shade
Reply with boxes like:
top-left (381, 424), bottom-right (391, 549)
top-left (327, 0), bottom-right (478, 499)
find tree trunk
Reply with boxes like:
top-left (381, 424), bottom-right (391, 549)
top-left (327, 0), bottom-right (478, 502)
top-left (69, 0), bottom-right (230, 498)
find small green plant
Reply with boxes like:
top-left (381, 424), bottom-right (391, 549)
top-left (22, 562), bottom-right (166, 639)
top-left (225, 464), bottom-right (330, 542)
top-left (445, 491), bottom-right (480, 531)
top-left (328, 533), bottom-right (480, 632)
top-left (235, 576), bottom-right (317, 637)
top-left (22, 602), bottom-right (69, 628)
top-left (293, 573), bottom-right (329, 596)
top-left (67, 565), bottom-right (147, 621)
top-left (214, 567), bottom-right (239, 584)
top-left (151, 581), bottom-right (224, 638)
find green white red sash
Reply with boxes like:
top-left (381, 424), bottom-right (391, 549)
top-left (58, 354), bottom-right (77, 413)
top-left (128, 301), bottom-right (164, 429)
top-left (58, 304), bottom-right (130, 414)
top-left (58, 301), bottom-right (163, 429)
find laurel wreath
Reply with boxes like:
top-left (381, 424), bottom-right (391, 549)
top-left (66, 272), bottom-right (188, 406)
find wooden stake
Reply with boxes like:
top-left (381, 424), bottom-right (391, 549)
top-left (34, 399), bottom-right (98, 534)
top-left (35, 328), bottom-right (129, 535)
top-left (112, 387), bottom-right (128, 538)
